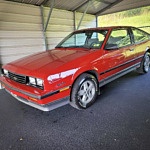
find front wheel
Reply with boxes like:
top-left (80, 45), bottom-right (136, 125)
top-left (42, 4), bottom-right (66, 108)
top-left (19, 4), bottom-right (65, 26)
top-left (70, 73), bottom-right (98, 109)
top-left (137, 52), bottom-right (150, 74)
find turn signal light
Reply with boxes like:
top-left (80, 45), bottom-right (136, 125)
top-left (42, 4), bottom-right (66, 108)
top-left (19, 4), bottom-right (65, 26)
top-left (28, 97), bottom-right (38, 102)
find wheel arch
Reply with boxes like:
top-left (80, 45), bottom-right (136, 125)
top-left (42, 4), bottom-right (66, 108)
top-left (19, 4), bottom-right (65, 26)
top-left (71, 68), bottom-right (99, 85)
top-left (70, 69), bottom-right (99, 100)
top-left (146, 46), bottom-right (150, 54)
top-left (70, 71), bottom-right (99, 108)
top-left (137, 47), bottom-right (150, 74)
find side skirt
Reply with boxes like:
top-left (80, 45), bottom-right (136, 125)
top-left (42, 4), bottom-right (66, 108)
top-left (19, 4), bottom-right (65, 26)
top-left (99, 63), bottom-right (140, 87)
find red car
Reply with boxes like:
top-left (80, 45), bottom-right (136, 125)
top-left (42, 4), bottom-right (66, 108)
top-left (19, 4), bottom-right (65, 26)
top-left (0, 26), bottom-right (150, 111)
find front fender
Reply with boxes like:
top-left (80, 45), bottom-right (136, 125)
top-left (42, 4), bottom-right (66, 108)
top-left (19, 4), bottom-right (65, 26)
top-left (71, 65), bottom-right (99, 84)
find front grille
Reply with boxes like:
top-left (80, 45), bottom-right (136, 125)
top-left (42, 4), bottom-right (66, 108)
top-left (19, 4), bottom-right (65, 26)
top-left (8, 72), bottom-right (27, 84)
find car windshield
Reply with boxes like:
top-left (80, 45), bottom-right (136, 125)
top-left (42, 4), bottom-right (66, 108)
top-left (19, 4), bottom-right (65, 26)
top-left (56, 30), bottom-right (108, 49)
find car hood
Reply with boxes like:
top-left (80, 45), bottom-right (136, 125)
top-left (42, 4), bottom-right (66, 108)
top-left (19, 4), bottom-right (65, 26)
top-left (4, 48), bottom-right (90, 78)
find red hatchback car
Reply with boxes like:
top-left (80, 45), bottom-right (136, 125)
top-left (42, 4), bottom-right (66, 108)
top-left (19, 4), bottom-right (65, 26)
top-left (0, 26), bottom-right (150, 111)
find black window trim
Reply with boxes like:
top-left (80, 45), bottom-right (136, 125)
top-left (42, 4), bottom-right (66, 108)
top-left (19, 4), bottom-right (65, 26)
top-left (131, 27), bottom-right (150, 44)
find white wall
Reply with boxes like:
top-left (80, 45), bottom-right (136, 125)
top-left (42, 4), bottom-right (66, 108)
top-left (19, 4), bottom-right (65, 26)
top-left (43, 7), bottom-right (74, 49)
top-left (75, 12), bottom-right (96, 30)
top-left (0, 1), bottom-right (44, 64)
top-left (0, 1), bottom-right (96, 65)
top-left (43, 8), bottom-right (96, 49)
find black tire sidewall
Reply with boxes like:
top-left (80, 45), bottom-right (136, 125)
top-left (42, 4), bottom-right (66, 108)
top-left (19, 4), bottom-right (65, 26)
top-left (71, 74), bottom-right (98, 109)
top-left (137, 52), bottom-right (150, 74)
top-left (143, 52), bottom-right (150, 73)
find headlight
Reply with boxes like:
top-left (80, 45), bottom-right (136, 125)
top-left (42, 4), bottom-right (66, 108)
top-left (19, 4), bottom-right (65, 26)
top-left (3, 69), bottom-right (9, 77)
top-left (29, 77), bottom-right (36, 85)
top-left (36, 78), bottom-right (43, 87)
top-left (28, 77), bottom-right (43, 89)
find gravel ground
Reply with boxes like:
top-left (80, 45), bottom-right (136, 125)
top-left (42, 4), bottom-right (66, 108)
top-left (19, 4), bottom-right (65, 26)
top-left (0, 71), bottom-right (150, 150)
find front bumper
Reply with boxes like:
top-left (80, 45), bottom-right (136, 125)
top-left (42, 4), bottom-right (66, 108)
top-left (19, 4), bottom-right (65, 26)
top-left (0, 76), bottom-right (70, 111)
top-left (6, 89), bottom-right (69, 111)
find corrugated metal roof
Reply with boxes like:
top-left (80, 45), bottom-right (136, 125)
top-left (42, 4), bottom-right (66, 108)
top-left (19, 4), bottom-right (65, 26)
top-left (5, 0), bottom-right (150, 16)
top-left (78, 0), bottom-right (109, 15)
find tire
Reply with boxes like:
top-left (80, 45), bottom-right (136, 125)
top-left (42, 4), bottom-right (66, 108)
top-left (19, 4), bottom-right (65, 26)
top-left (70, 73), bottom-right (98, 109)
top-left (137, 52), bottom-right (150, 74)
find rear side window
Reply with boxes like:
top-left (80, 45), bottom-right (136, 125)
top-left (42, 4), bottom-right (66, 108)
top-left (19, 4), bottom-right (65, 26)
top-left (105, 29), bottom-right (131, 50)
top-left (132, 28), bottom-right (149, 43)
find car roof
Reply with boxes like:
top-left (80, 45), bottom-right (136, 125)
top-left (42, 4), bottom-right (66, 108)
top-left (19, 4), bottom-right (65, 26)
top-left (75, 26), bottom-right (133, 32)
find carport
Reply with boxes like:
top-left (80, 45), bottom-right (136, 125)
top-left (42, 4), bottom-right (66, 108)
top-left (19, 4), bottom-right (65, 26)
top-left (0, 0), bottom-right (150, 150)
top-left (0, 0), bottom-right (150, 65)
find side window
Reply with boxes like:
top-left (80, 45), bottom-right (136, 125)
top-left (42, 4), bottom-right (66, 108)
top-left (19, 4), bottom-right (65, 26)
top-left (87, 32), bottom-right (106, 48)
top-left (90, 32), bottom-right (105, 42)
top-left (105, 29), bottom-right (131, 50)
top-left (132, 28), bottom-right (149, 43)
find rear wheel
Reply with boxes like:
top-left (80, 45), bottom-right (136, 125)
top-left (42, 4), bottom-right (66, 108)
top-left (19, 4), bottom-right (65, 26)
top-left (137, 52), bottom-right (150, 74)
top-left (70, 73), bottom-right (98, 109)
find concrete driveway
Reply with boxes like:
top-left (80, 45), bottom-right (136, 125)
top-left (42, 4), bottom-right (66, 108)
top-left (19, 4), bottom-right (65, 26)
top-left (0, 71), bottom-right (150, 150)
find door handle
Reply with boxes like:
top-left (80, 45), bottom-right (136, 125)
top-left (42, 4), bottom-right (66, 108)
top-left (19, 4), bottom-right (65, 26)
top-left (130, 49), bottom-right (134, 51)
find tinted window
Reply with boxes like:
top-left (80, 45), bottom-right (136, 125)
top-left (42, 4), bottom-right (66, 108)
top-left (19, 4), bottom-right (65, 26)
top-left (105, 29), bottom-right (131, 49)
top-left (132, 28), bottom-right (149, 43)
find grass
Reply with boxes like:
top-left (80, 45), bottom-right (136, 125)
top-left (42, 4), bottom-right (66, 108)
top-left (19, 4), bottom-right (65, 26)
top-left (98, 11), bottom-right (150, 33)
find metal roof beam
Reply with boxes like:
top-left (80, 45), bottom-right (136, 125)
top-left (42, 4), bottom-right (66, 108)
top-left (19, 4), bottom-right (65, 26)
top-left (40, 0), bottom-right (55, 50)
top-left (40, 6), bottom-right (48, 50)
top-left (96, 0), bottom-right (112, 5)
top-left (73, 0), bottom-right (112, 12)
top-left (44, 0), bottom-right (55, 32)
top-left (72, 0), bottom-right (89, 11)
top-left (76, 0), bottom-right (91, 30)
top-left (95, 0), bottom-right (124, 16)
top-left (39, 0), bottom-right (49, 6)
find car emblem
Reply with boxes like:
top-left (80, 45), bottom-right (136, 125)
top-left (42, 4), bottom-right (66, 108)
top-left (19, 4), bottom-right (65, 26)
top-left (13, 77), bottom-right (18, 81)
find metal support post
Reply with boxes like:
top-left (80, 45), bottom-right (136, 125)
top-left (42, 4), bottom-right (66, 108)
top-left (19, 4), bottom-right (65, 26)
top-left (96, 15), bottom-right (98, 28)
top-left (40, 6), bottom-right (48, 50)
top-left (73, 11), bottom-right (76, 31)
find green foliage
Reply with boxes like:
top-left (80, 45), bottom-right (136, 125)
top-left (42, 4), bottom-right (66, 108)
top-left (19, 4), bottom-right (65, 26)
top-left (98, 6), bottom-right (150, 33)
top-left (123, 8), bottom-right (142, 17)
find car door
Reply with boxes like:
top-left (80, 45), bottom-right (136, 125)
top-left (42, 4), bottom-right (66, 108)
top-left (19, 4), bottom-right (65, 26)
top-left (99, 28), bottom-right (134, 80)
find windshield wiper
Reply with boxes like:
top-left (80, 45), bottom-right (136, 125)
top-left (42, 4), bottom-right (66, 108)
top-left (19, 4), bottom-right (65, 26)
top-left (56, 46), bottom-right (79, 48)
top-left (56, 45), bottom-right (91, 49)
top-left (55, 46), bottom-right (64, 48)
